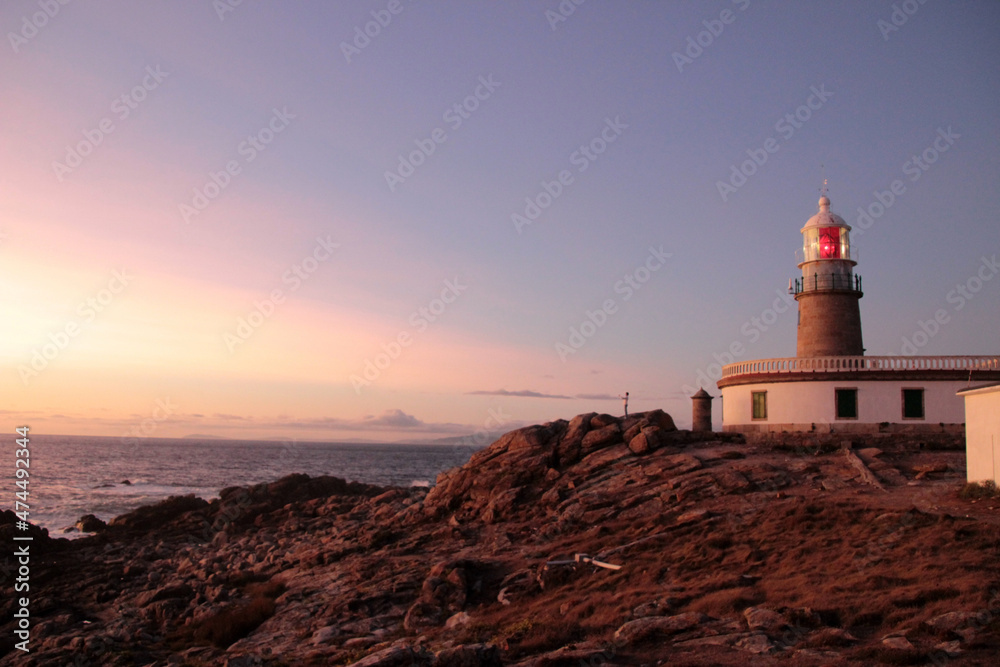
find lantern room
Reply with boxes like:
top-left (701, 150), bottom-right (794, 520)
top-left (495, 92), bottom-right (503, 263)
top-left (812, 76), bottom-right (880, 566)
top-left (799, 196), bottom-right (854, 265)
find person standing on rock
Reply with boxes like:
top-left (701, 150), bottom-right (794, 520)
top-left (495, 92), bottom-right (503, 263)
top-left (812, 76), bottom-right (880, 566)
top-left (619, 392), bottom-right (629, 417)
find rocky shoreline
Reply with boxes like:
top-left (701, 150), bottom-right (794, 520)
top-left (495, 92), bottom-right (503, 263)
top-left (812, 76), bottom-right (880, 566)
top-left (2, 410), bottom-right (999, 666)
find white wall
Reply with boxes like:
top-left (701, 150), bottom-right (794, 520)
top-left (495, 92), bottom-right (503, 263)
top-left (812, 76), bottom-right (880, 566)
top-left (963, 387), bottom-right (1000, 484)
top-left (722, 379), bottom-right (969, 428)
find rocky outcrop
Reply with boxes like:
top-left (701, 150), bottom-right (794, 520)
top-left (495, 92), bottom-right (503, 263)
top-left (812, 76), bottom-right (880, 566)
top-left (75, 513), bottom-right (107, 533)
top-left (1, 413), bottom-right (997, 666)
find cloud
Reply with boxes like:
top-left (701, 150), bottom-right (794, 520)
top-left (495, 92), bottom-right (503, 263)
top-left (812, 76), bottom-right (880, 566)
top-left (467, 389), bottom-right (573, 399)
top-left (468, 389), bottom-right (619, 401)
top-left (19, 407), bottom-right (472, 440)
top-left (362, 409), bottom-right (423, 428)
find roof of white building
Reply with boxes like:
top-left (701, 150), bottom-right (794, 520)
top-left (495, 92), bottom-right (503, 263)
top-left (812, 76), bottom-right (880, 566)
top-left (957, 382), bottom-right (1000, 397)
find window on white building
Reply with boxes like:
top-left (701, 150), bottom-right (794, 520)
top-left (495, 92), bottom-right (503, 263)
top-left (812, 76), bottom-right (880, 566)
top-left (752, 391), bottom-right (767, 420)
top-left (835, 388), bottom-right (858, 420)
top-left (902, 388), bottom-right (925, 419)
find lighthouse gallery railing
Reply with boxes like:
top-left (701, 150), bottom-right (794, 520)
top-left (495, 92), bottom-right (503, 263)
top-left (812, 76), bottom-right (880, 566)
top-left (721, 355), bottom-right (1000, 378)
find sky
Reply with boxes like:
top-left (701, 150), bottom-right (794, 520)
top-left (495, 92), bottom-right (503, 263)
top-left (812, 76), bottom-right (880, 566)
top-left (1, 0), bottom-right (998, 442)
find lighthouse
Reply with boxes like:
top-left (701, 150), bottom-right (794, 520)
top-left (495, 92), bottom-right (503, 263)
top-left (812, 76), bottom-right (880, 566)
top-left (792, 194), bottom-right (864, 357)
top-left (716, 186), bottom-right (999, 434)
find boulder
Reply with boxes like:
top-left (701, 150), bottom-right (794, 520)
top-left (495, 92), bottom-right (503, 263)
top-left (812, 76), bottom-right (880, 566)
top-left (924, 610), bottom-right (978, 634)
top-left (613, 612), bottom-right (711, 644)
top-left (433, 643), bottom-right (501, 667)
top-left (735, 632), bottom-right (775, 654)
top-left (881, 636), bottom-right (914, 650)
top-left (743, 606), bottom-right (785, 632)
top-left (628, 426), bottom-right (667, 455)
top-left (75, 514), bottom-right (107, 533)
top-left (348, 645), bottom-right (430, 667)
top-left (590, 414), bottom-right (618, 428)
top-left (136, 583), bottom-right (194, 608)
top-left (628, 431), bottom-right (654, 455)
top-left (555, 413), bottom-right (596, 466)
top-left (580, 424), bottom-right (622, 455)
top-left (108, 495), bottom-right (209, 532)
top-left (403, 601), bottom-right (442, 631)
top-left (634, 409), bottom-right (676, 431)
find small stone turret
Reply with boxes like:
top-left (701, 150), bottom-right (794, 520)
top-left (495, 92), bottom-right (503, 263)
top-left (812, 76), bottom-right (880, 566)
top-left (691, 388), bottom-right (714, 432)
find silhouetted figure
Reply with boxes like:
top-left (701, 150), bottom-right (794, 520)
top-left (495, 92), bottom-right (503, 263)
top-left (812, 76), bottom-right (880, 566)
top-left (619, 392), bottom-right (629, 417)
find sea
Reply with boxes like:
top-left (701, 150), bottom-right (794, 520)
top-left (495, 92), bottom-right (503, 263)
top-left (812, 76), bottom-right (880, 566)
top-left (10, 434), bottom-right (478, 538)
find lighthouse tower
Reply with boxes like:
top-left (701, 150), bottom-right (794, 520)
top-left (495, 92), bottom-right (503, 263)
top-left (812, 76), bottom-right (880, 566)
top-left (792, 193), bottom-right (864, 357)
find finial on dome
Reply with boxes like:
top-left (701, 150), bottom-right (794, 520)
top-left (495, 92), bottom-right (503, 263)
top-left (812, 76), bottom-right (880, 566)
top-left (818, 176), bottom-right (830, 209)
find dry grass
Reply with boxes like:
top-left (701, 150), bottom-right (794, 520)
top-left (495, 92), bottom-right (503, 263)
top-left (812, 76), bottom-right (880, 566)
top-left (194, 597), bottom-right (277, 648)
top-left (192, 577), bottom-right (286, 648)
top-left (960, 480), bottom-right (1000, 499)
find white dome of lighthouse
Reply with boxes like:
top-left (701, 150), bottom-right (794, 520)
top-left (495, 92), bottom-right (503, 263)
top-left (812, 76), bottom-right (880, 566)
top-left (802, 195), bottom-right (850, 231)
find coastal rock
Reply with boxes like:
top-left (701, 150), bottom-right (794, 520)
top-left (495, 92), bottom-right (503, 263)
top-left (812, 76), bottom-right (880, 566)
top-left (433, 643), bottom-right (501, 667)
top-left (348, 645), bottom-right (430, 667)
top-left (590, 413), bottom-right (618, 428)
top-left (637, 409), bottom-right (677, 432)
top-left (743, 606), bottom-right (785, 632)
top-left (736, 632), bottom-right (775, 654)
top-left (136, 583), bottom-right (194, 607)
top-left (580, 423), bottom-right (622, 455)
top-left (613, 612), bottom-right (711, 644)
top-left (8, 417), bottom-right (1000, 667)
top-left (881, 635), bottom-right (914, 650)
top-left (108, 494), bottom-right (209, 532)
top-left (924, 610), bottom-right (979, 634)
top-left (75, 514), bottom-right (107, 533)
top-left (627, 432), bottom-right (651, 455)
top-left (555, 412), bottom-right (595, 466)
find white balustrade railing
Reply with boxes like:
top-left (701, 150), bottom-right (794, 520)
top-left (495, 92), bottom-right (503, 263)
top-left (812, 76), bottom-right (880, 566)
top-left (721, 355), bottom-right (1000, 378)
